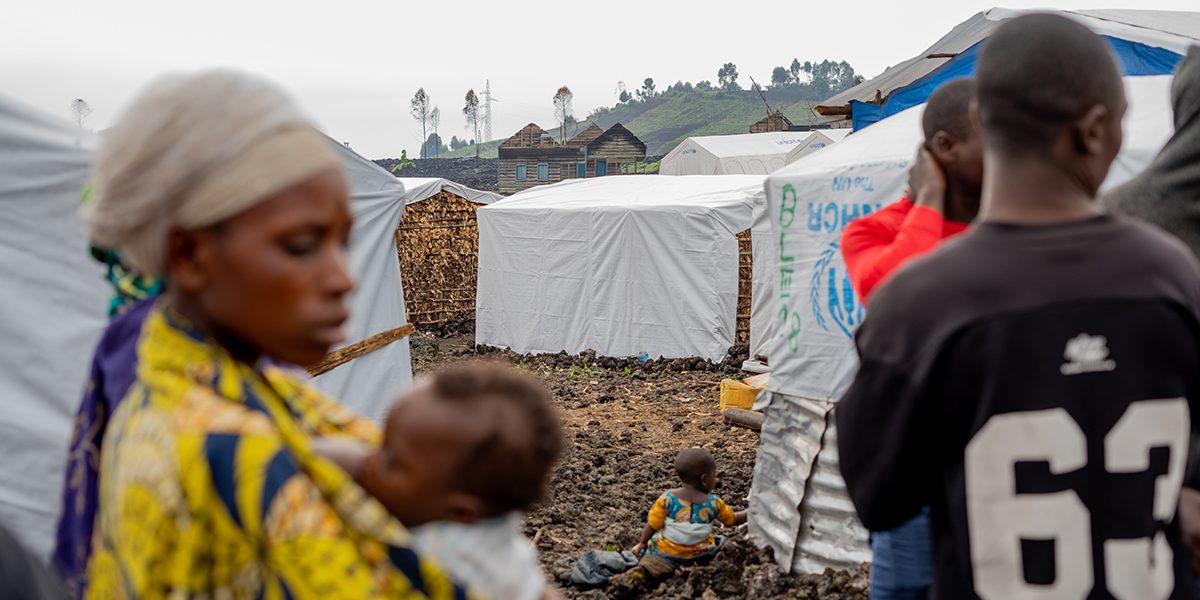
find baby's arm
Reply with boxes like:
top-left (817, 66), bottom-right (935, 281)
top-left (632, 494), bottom-right (668, 555)
top-left (716, 498), bottom-right (748, 527)
top-left (310, 436), bottom-right (370, 481)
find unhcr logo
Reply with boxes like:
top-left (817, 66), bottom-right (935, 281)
top-left (1060, 333), bottom-right (1117, 376)
top-left (810, 242), bottom-right (863, 340)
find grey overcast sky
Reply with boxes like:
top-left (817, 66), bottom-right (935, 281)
top-left (2, 1), bottom-right (1197, 158)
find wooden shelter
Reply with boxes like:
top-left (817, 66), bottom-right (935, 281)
top-left (750, 111), bottom-right (794, 133)
top-left (393, 179), bottom-right (500, 329)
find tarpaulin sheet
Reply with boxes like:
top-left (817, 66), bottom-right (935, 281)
top-left (820, 7), bottom-right (1200, 121)
top-left (0, 95), bottom-right (106, 558)
top-left (312, 140), bottom-right (414, 422)
top-left (395, 177), bottom-right (501, 206)
top-left (785, 130), bottom-right (853, 164)
top-left (851, 35), bottom-right (1183, 130)
top-left (764, 75), bottom-right (1174, 401)
top-left (660, 132), bottom-right (813, 176)
top-left (476, 175), bottom-right (766, 361)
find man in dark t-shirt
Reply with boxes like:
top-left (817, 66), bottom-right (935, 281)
top-left (838, 14), bottom-right (1200, 599)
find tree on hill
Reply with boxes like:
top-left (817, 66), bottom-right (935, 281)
top-left (637, 78), bottom-right (656, 101)
top-left (771, 66), bottom-right (790, 86)
top-left (421, 133), bottom-right (448, 159)
top-left (463, 89), bottom-right (481, 158)
top-left (449, 135), bottom-right (464, 150)
top-left (718, 63), bottom-right (739, 91)
top-left (770, 59), bottom-right (860, 97)
top-left (410, 89), bottom-right (431, 156)
top-left (553, 86), bottom-right (574, 143)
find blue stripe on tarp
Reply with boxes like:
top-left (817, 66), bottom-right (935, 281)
top-left (852, 35), bottom-right (1183, 131)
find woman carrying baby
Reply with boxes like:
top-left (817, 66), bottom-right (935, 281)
top-left (81, 69), bottom-right (465, 600)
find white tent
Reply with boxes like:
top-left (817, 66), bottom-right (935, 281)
top-left (748, 75), bottom-right (1176, 575)
top-left (476, 175), bottom-right (768, 361)
top-left (785, 129), bottom-right (852, 164)
top-left (0, 96), bottom-right (107, 559)
top-left (394, 177), bottom-right (501, 206)
top-left (817, 8), bottom-right (1200, 124)
top-left (309, 142), bottom-right (416, 422)
top-left (659, 132), bottom-right (813, 176)
top-left (0, 105), bottom-right (420, 557)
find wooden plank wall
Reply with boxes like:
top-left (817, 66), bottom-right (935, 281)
top-left (736, 229), bottom-right (753, 345)
top-left (585, 133), bottom-right (648, 178)
top-left (497, 156), bottom-right (581, 194)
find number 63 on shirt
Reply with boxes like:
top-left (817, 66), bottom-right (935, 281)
top-left (966, 398), bottom-right (1189, 599)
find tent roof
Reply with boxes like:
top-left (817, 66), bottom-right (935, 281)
top-left (819, 8), bottom-right (1200, 112)
top-left (794, 74), bottom-right (1174, 182)
top-left (810, 129), bottom-right (852, 143)
top-left (486, 174), bottom-right (766, 212)
top-left (667, 131), bottom-right (815, 160)
top-left (784, 129), bottom-right (855, 163)
top-left (394, 177), bottom-right (501, 205)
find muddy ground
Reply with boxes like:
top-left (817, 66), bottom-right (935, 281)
top-left (411, 330), bottom-right (868, 599)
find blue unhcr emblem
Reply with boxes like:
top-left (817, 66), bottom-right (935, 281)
top-left (809, 242), bottom-right (863, 339)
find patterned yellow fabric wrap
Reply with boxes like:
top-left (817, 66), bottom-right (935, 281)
top-left (85, 304), bottom-right (471, 600)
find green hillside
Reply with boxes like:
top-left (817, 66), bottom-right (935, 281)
top-left (586, 91), bottom-right (819, 156)
top-left (440, 139), bottom-right (503, 159)
top-left (441, 73), bottom-right (861, 159)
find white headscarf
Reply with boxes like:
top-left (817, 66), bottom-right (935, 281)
top-left (86, 69), bottom-right (341, 277)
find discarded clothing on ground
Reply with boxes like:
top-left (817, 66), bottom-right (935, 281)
top-left (568, 549), bottom-right (639, 587)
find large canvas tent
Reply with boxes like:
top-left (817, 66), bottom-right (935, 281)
top-left (748, 75), bottom-right (1176, 574)
top-left (0, 102), bottom-right (421, 557)
top-left (785, 129), bottom-right (853, 164)
top-left (0, 95), bottom-right (107, 559)
top-left (305, 141), bottom-right (417, 421)
top-left (659, 132), bottom-right (813, 176)
top-left (816, 8), bottom-right (1200, 129)
top-left (476, 175), bottom-right (769, 361)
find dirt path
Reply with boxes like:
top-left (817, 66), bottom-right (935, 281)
top-left (411, 331), bottom-right (868, 599)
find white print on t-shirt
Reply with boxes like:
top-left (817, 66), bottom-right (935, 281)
top-left (965, 399), bottom-right (1187, 599)
top-left (1060, 333), bottom-right (1117, 376)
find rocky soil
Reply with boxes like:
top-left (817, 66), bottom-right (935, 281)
top-left (410, 328), bottom-right (868, 599)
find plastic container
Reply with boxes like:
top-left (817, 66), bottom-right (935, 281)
top-left (720, 378), bottom-right (762, 412)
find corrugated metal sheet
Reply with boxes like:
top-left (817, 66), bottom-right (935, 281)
top-left (748, 392), bottom-right (870, 573)
top-left (791, 416), bottom-right (871, 573)
top-left (747, 392), bottom-right (830, 567)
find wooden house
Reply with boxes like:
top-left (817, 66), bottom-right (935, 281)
top-left (497, 122), bottom-right (647, 194)
top-left (750, 111), bottom-right (794, 133)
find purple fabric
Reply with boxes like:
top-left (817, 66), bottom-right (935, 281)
top-left (51, 298), bottom-right (152, 595)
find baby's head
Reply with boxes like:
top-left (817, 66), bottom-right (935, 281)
top-left (675, 447), bottom-right (718, 493)
top-left (359, 361), bottom-right (563, 527)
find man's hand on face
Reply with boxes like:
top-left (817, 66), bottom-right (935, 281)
top-left (908, 145), bottom-right (948, 214)
top-left (1179, 487), bottom-right (1200, 570)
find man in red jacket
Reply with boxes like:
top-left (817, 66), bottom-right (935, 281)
top-left (842, 78), bottom-right (984, 302)
top-left (838, 78), bottom-right (984, 600)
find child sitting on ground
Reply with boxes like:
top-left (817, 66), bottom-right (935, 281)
top-left (313, 362), bottom-right (564, 600)
top-left (620, 447), bottom-right (747, 590)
